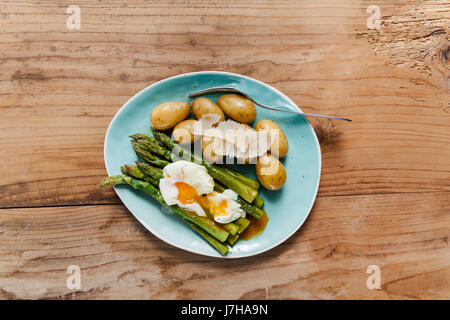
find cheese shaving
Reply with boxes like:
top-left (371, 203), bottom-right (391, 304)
top-left (194, 115), bottom-right (273, 162)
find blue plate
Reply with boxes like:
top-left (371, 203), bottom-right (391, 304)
top-left (104, 71), bottom-right (321, 258)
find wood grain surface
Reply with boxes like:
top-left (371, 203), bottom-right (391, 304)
top-left (0, 0), bottom-right (449, 299)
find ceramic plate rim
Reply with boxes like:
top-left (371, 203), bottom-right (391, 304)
top-left (104, 70), bottom-right (321, 259)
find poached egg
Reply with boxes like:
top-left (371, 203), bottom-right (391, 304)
top-left (159, 160), bottom-right (245, 224)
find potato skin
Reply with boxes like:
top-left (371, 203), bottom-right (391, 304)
top-left (150, 102), bottom-right (190, 130)
top-left (192, 97), bottom-right (225, 121)
top-left (217, 94), bottom-right (256, 123)
top-left (256, 154), bottom-right (286, 190)
top-left (172, 119), bottom-right (199, 145)
top-left (255, 120), bottom-right (289, 158)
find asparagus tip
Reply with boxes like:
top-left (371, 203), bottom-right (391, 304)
top-left (98, 176), bottom-right (117, 188)
top-left (129, 133), bottom-right (144, 140)
top-left (98, 175), bottom-right (128, 188)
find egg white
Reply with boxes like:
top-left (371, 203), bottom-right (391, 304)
top-left (207, 189), bottom-right (245, 224)
top-left (159, 160), bottom-right (245, 224)
top-left (159, 160), bottom-right (214, 217)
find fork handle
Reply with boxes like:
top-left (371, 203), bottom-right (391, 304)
top-left (265, 108), bottom-right (352, 122)
top-left (188, 87), bottom-right (352, 122)
top-left (188, 87), bottom-right (239, 98)
top-left (297, 113), bottom-right (351, 122)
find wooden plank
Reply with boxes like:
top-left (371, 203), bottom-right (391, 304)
top-left (0, 0), bottom-right (449, 207)
top-left (0, 191), bottom-right (448, 299)
top-left (0, 0), bottom-right (449, 300)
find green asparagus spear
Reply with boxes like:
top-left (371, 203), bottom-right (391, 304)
top-left (226, 233), bottom-right (240, 246)
top-left (214, 183), bottom-right (263, 219)
top-left (226, 217), bottom-right (251, 246)
top-left (130, 133), bottom-right (164, 147)
top-left (105, 170), bottom-right (228, 255)
top-left (219, 220), bottom-right (239, 236)
top-left (252, 196), bottom-right (264, 209)
top-left (226, 217), bottom-right (250, 246)
top-left (184, 220), bottom-right (229, 255)
top-left (152, 129), bottom-right (259, 203)
top-left (135, 140), bottom-right (263, 218)
top-left (138, 158), bottom-right (263, 219)
top-left (219, 166), bottom-right (260, 190)
top-left (216, 167), bottom-right (264, 207)
top-left (140, 130), bottom-right (263, 206)
top-left (213, 168), bottom-right (264, 208)
top-left (235, 217), bottom-right (251, 233)
top-left (135, 161), bottom-right (164, 180)
top-left (134, 139), bottom-right (172, 162)
top-left (99, 175), bottom-right (128, 188)
top-left (99, 175), bottom-right (229, 243)
top-left (136, 161), bottom-right (240, 236)
top-left (121, 165), bottom-right (159, 185)
top-left (132, 141), bottom-right (169, 168)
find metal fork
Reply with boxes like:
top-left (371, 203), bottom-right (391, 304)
top-left (188, 86), bottom-right (352, 122)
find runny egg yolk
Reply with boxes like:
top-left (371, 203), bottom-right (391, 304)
top-left (174, 182), bottom-right (229, 218)
top-left (174, 181), bottom-right (201, 205)
top-left (210, 199), bottom-right (228, 217)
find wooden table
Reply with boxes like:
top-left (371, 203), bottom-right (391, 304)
top-left (0, 0), bottom-right (449, 300)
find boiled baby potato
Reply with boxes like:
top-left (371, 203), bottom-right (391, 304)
top-left (256, 154), bottom-right (286, 190)
top-left (172, 119), bottom-right (199, 145)
top-left (255, 120), bottom-right (289, 158)
top-left (217, 94), bottom-right (256, 123)
top-left (150, 101), bottom-right (190, 130)
top-left (192, 97), bottom-right (225, 121)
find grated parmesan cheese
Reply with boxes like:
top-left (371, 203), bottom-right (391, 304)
top-left (193, 115), bottom-right (273, 162)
